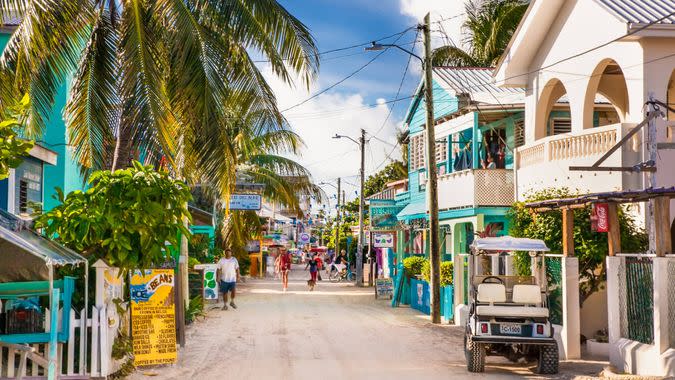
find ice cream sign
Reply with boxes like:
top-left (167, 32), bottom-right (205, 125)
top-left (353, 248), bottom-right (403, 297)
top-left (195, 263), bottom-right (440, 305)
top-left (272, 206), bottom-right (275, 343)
top-left (373, 232), bottom-right (394, 248)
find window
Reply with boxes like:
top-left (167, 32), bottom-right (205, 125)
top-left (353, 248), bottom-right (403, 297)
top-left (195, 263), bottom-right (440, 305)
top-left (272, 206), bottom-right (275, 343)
top-left (551, 118), bottom-right (571, 135)
top-left (409, 133), bottom-right (426, 170)
top-left (435, 139), bottom-right (447, 163)
top-left (514, 119), bottom-right (525, 148)
top-left (14, 157), bottom-right (43, 217)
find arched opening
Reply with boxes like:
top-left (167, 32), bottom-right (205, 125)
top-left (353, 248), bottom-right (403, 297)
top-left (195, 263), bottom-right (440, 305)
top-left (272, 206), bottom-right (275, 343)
top-left (584, 59), bottom-right (629, 129)
top-left (667, 70), bottom-right (675, 142)
top-left (535, 78), bottom-right (571, 139)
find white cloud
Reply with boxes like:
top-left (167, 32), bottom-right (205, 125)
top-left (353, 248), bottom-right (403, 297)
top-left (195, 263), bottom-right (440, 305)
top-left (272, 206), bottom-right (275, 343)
top-left (261, 66), bottom-right (403, 205)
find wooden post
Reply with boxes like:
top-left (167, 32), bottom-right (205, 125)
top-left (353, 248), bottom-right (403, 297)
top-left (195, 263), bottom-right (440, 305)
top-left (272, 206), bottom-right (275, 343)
top-left (607, 203), bottom-right (621, 256)
top-left (653, 196), bottom-right (671, 257)
top-left (562, 208), bottom-right (574, 257)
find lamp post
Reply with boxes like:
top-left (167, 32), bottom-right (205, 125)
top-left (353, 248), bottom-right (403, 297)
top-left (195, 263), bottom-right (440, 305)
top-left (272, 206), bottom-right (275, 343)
top-left (365, 13), bottom-right (441, 323)
top-left (320, 180), bottom-right (341, 257)
top-left (333, 129), bottom-right (366, 286)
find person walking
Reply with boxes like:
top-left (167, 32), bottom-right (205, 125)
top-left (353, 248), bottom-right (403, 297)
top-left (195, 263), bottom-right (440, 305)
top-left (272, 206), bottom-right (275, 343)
top-left (304, 253), bottom-right (319, 291)
top-left (280, 248), bottom-right (292, 292)
top-left (217, 248), bottom-right (240, 310)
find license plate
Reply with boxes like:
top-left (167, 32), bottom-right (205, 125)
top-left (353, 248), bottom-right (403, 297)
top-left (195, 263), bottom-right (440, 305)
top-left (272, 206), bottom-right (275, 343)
top-left (499, 323), bottom-right (522, 335)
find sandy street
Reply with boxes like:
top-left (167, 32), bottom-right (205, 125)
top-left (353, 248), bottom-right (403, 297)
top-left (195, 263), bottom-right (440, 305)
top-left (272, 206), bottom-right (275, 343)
top-left (129, 267), bottom-right (606, 380)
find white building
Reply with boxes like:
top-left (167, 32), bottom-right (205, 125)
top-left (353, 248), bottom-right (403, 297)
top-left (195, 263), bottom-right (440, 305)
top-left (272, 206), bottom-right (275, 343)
top-left (494, 0), bottom-right (675, 376)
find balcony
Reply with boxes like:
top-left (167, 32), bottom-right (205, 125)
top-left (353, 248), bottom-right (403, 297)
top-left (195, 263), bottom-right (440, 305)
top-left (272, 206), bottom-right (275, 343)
top-left (437, 169), bottom-right (514, 210)
top-left (515, 123), bottom-right (642, 200)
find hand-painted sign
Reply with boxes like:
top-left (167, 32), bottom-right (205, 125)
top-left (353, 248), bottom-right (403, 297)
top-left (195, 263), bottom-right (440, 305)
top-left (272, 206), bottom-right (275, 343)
top-left (194, 264), bottom-right (219, 300)
top-left (369, 200), bottom-right (403, 229)
top-left (228, 193), bottom-right (262, 210)
top-left (375, 278), bottom-right (393, 299)
top-left (298, 232), bottom-right (311, 244)
top-left (591, 203), bottom-right (609, 232)
top-left (131, 269), bottom-right (177, 367)
top-left (372, 232), bottom-right (394, 248)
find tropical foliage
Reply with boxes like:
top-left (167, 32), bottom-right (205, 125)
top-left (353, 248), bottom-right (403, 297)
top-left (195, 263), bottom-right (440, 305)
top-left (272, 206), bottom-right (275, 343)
top-left (507, 188), bottom-right (647, 304)
top-left (342, 160), bottom-right (407, 214)
top-left (422, 260), bottom-right (454, 287)
top-left (0, 0), bottom-right (319, 195)
top-left (403, 256), bottom-right (426, 278)
top-left (35, 162), bottom-right (192, 269)
top-left (0, 94), bottom-right (33, 180)
top-left (432, 0), bottom-right (528, 67)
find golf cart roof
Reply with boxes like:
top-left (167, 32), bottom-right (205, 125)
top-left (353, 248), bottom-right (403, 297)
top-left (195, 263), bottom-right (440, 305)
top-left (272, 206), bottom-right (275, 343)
top-left (471, 236), bottom-right (550, 252)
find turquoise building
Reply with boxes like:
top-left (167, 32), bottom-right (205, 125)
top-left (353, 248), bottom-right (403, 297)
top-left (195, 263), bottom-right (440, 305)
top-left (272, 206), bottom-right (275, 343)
top-left (0, 27), bottom-right (85, 218)
top-left (395, 67), bottom-right (526, 265)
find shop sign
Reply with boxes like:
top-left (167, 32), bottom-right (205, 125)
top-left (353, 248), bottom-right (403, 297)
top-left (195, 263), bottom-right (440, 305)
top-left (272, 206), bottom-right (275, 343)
top-left (591, 203), bottom-right (609, 232)
top-left (375, 278), bottom-right (394, 299)
top-left (370, 202), bottom-right (403, 229)
top-left (228, 193), bottom-right (262, 210)
top-left (298, 232), bottom-right (311, 244)
top-left (130, 269), bottom-right (177, 367)
top-left (372, 232), bottom-right (394, 248)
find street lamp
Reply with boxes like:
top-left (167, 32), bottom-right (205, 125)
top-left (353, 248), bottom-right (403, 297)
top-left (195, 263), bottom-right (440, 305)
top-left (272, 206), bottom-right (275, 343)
top-left (320, 179), bottom-right (341, 259)
top-left (333, 130), bottom-right (366, 286)
top-left (365, 14), bottom-right (442, 324)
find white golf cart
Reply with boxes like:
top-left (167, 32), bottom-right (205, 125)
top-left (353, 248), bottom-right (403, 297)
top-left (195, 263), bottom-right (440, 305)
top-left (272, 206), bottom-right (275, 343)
top-left (464, 236), bottom-right (559, 374)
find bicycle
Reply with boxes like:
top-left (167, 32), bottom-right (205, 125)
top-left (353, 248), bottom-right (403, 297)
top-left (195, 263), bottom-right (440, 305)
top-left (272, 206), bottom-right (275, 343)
top-left (328, 265), bottom-right (356, 282)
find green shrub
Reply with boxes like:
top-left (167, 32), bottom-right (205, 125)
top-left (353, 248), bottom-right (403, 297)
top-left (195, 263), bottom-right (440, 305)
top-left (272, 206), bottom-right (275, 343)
top-left (403, 256), bottom-right (426, 278)
top-left (422, 260), bottom-right (454, 286)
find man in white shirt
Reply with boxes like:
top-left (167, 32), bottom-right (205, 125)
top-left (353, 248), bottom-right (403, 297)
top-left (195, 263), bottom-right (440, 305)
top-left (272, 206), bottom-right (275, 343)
top-left (217, 248), bottom-right (240, 310)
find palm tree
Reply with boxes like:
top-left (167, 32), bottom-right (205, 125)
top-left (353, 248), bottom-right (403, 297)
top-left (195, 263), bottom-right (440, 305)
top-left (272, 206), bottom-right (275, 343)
top-left (0, 0), bottom-right (319, 175)
top-left (432, 0), bottom-right (528, 67)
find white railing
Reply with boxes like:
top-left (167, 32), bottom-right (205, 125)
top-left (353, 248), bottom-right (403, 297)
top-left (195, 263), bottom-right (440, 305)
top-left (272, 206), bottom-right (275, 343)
top-left (0, 305), bottom-right (118, 379)
top-left (437, 169), bottom-right (514, 209)
top-left (517, 123), bottom-right (625, 168)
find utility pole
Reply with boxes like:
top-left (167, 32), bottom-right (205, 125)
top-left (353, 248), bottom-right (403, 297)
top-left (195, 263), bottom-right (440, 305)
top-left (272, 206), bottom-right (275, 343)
top-left (423, 13), bottom-right (441, 324)
top-left (335, 178), bottom-right (341, 256)
top-left (646, 95), bottom-right (660, 253)
top-left (356, 128), bottom-right (366, 286)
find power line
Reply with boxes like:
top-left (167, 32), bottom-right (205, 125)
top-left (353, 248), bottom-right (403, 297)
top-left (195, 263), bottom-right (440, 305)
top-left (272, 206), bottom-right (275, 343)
top-left (369, 28), bottom-right (420, 141)
top-left (253, 27), bottom-right (416, 63)
top-left (280, 30), bottom-right (411, 113)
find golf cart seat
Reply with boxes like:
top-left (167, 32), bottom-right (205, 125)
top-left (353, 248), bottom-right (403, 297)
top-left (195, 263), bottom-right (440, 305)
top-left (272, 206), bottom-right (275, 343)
top-left (476, 284), bottom-right (549, 318)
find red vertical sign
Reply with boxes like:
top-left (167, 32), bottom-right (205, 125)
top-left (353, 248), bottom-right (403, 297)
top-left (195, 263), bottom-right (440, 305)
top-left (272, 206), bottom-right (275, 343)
top-left (592, 203), bottom-right (609, 232)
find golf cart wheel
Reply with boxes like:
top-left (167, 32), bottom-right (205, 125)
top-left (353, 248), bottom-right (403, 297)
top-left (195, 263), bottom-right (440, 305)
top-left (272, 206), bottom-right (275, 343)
top-left (536, 344), bottom-right (559, 374)
top-left (465, 335), bottom-right (485, 373)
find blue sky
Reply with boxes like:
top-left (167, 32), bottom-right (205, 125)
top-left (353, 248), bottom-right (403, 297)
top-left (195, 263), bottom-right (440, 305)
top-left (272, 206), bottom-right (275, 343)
top-left (258, 1), bottom-right (467, 212)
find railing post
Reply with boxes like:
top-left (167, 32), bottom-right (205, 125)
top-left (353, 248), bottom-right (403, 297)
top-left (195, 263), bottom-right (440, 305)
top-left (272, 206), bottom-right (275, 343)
top-left (652, 257), bottom-right (669, 356)
top-left (561, 257), bottom-right (581, 359)
top-left (606, 256), bottom-right (624, 371)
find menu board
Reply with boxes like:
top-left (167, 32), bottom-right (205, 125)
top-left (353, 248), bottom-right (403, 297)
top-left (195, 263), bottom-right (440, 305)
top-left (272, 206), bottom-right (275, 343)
top-left (375, 278), bottom-right (394, 300)
top-left (130, 269), bottom-right (177, 366)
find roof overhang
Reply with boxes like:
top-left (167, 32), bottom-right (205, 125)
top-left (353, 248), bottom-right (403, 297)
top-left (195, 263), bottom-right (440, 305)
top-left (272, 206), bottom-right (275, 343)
top-left (471, 236), bottom-right (550, 252)
top-left (493, 0), bottom-right (566, 88)
top-left (29, 144), bottom-right (58, 166)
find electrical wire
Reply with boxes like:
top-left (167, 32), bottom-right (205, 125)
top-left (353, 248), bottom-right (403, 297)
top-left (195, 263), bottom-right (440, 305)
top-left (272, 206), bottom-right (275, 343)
top-left (281, 30), bottom-right (411, 113)
top-left (252, 27), bottom-right (416, 63)
top-left (368, 28), bottom-right (419, 141)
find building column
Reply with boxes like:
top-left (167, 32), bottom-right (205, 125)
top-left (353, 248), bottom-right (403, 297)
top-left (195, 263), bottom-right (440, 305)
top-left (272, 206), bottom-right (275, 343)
top-left (606, 256), bottom-right (624, 371)
top-left (561, 257), bottom-right (581, 359)
top-left (652, 257), bottom-right (669, 356)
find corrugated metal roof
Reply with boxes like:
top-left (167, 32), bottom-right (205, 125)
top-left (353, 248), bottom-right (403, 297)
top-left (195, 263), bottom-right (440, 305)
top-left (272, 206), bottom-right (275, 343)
top-left (434, 67), bottom-right (524, 96)
top-left (595, 0), bottom-right (675, 24)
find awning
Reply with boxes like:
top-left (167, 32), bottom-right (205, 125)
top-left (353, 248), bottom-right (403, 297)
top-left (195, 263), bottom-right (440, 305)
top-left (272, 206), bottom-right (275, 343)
top-left (0, 211), bottom-right (87, 282)
top-left (396, 201), bottom-right (427, 221)
top-left (471, 236), bottom-right (550, 252)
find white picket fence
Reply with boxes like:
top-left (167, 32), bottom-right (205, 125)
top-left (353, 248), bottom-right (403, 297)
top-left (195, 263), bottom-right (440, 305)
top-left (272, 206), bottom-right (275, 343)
top-left (0, 305), bottom-right (119, 379)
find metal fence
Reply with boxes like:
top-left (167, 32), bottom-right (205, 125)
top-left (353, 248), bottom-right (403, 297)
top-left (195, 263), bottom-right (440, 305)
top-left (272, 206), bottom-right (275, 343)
top-left (619, 257), bottom-right (654, 344)
top-left (545, 257), bottom-right (563, 325)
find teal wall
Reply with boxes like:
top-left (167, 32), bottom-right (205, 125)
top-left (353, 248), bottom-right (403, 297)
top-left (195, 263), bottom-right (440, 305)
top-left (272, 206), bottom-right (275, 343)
top-left (0, 31), bottom-right (85, 212)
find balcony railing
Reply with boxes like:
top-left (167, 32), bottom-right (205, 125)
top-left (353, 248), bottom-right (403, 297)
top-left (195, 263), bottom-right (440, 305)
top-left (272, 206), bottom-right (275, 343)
top-left (437, 169), bottom-right (514, 210)
top-left (515, 123), bottom-right (641, 198)
top-left (517, 123), bottom-right (623, 168)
